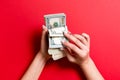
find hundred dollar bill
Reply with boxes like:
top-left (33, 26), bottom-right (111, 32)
top-left (44, 13), bottom-right (68, 49)
top-left (52, 52), bottom-right (66, 60)
top-left (44, 13), bottom-right (68, 37)
top-left (49, 26), bottom-right (68, 36)
top-left (44, 13), bottom-right (68, 60)
top-left (48, 48), bottom-right (64, 55)
top-left (48, 48), bottom-right (66, 60)
top-left (49, 36), bottom-right (67, 48)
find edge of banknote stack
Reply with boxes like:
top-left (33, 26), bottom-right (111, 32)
top-left (44, 13), bottom-right (68, 60)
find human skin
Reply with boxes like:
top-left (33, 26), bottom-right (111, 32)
top-left (62, 32), bottom-right (104, 80)
top-left (21, 25), bottom-right (104, 80)
top-left (21, 25), bottom-right (50, 80)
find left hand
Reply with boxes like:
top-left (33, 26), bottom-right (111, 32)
top-left (38, 25), bottom-right (51, 61)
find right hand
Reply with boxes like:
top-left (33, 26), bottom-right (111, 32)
top-left (62, 32), bottom-right (90, 66)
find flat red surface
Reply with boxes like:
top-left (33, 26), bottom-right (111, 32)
top-left (0, 0), bottom-right (120, 80)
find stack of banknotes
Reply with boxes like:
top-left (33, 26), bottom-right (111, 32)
top-left (44, 13), bottom-right (68, 60)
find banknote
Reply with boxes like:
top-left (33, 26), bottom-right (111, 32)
top-left (48, 26), bottom-right (68, 36)
top-left (44, 13), bottom-right (68, 60)
top-left (48, 48), bottom-right (64, 55)
top-left (44, 13), bottom-right (68, 49)
top-left (44, 13), bottom-right (67, 37)
top-left (52, 52), bottom-right (66, 60)
top-left (49, 36), bottom-right (67, 48)
top-left (48, 48), bottom-right (66, 60)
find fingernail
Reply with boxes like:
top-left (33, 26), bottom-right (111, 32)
top-left (64, 31), bottom-right (72, 35)
top-left (61, 40), bottom-right (66, 44)
top-left (61, 40), bottom-right (64, 43)
top-left (60, 48), bottom-right (64, 50)
top-left (42, 25), bottom-right (47, 31)
top-left (42, 25), bottom-right (45, 30)
top-left (82, 33), bottom-right (86, 35)
top-left (64, 31), bottom-right (67, 33)
top-left (68, 31), bottom-right (71, 34)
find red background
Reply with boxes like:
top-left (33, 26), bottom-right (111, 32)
top-left (0, 0), bottom-right (120, 80)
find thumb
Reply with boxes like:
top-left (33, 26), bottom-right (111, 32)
top-left (40, 25), bottom-right (48, 51)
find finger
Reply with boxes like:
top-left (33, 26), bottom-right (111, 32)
top-left (66, 47), bottom-right (72, 54)
top-left (42, 25), bottom-right (48, 32)
top-left (64, 47), bottom-right (73, 55)
top-left (67, 31), bottom-right (71, 34)
top-left (62, 41), bottom-right (82, 56)
top-left (81, 33), bottom-right (90, 42)
top-left (64, 33), bottom-right (87, 50)
top-left (81, 33), bottom-right (90, 48)
top-left (41, 25), bottom-right (48, 50)
top-left (73, 34), bottom-right (88, 46)
top-left (64, 48), bottom-right (76, 62)
top-left (41, 25), bottom-right (47, 42)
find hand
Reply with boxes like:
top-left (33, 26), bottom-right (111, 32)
top-left (21, 25), bottom-right (51, 80)
top-left (62, 32), bottom-right (90, 66)
top-left (62, 32), bottom-right (104, 80)
top-left (38, 25), bottom-right (50, 61)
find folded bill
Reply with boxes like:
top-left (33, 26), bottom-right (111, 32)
top-left (52, 52), bottom-right (66, 60)
top-left (48, 26), bottom-right (68, 37)
top-left (48, 48), bottom-right (66, 60)
top-left (49, 36), bottom-right (67, 48)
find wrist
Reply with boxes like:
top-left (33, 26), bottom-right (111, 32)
top-left (78, 57), bottom-right (104, 80)
top-left (36, 52), bottom-right (48, 63)
top-left (79, 57), bottom-right (93, 68)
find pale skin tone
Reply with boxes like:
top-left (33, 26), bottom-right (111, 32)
top-left (21, 25), bottom-right (104, 80)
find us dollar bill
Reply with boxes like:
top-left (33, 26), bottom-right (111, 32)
top-left (52, 52), bottom-right (66, 60)
top-left (44, 13), bottom-right (68, 37)
top-left (48, 48), bottom-right (66, 60)
top-left (44, 13), bottom-right (68, 49)
top-left (49, 36), bottom-right (67, 48)
top-left (44, 13), bottom-right (68, 60)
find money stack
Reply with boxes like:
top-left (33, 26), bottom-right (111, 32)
top-left (44, 13), bottom-right (68, 60)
